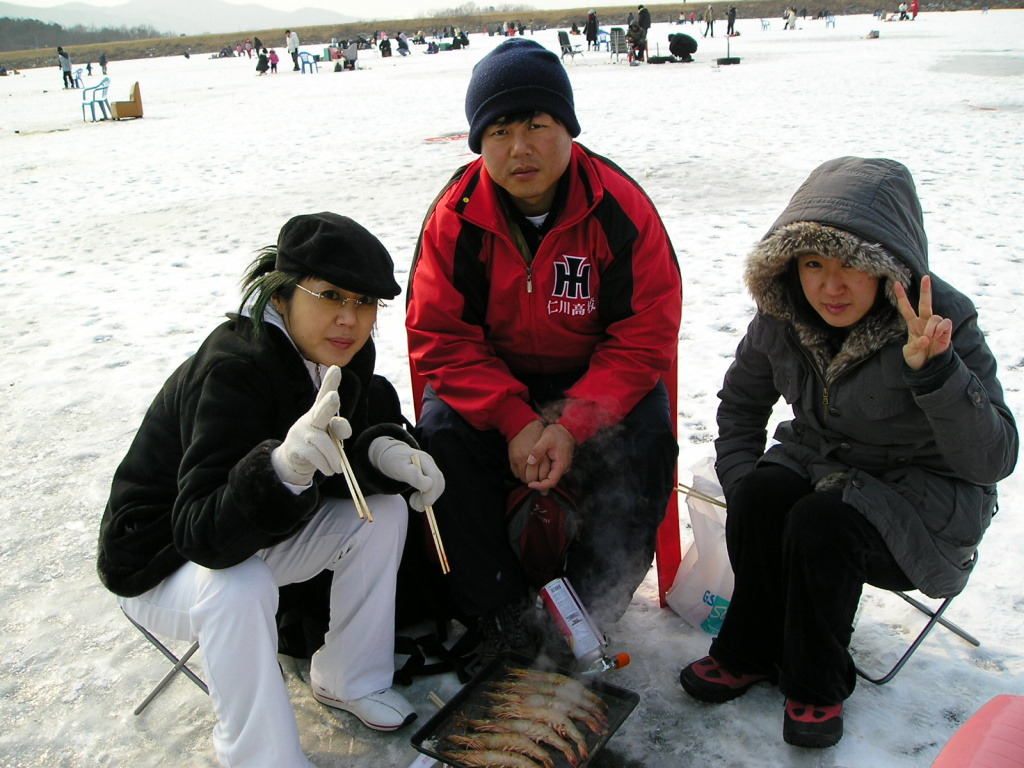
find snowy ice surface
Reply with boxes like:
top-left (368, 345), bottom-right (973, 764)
top-left (1, 11), bottom-right (1023, 767)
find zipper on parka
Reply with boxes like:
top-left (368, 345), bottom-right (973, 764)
top-left (791, 331), bottom-right (871, 423)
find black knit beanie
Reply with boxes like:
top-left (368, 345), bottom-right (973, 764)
top-left (275, 212), bottom-right (401, 299)
top-left (465, 38), bottom-right (581, 154)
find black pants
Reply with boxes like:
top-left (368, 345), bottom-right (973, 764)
top-left (415, 376), bottom-right (677, 627)
top-left (291, 50), bottom-right (299, 69)
top-left (709, 465), bottom-right (912, 705)
top-left (62, 70), bottom-right (75, 88)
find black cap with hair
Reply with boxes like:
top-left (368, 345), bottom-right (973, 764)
top-left (275, 212), bottom-right (401, 299)
top-left (464, 38), bottom-right (580, 154)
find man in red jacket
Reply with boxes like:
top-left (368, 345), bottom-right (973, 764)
top-left (406, 38), bottom-right (682, 656)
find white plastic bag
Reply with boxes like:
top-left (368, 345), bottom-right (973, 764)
top-left (666, 457), bottom-right (733, 635)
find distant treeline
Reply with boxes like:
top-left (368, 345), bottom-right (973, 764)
top-left (0, 16), bottom-right (167, 53)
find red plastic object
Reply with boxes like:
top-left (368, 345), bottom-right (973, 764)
top-left (931, 694), bottom-right (1024, 768)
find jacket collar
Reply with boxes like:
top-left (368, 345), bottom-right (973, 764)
top-left (446, 142), bottom-right (602, 237)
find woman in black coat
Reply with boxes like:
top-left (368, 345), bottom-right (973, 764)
top-left (97, 212), bottom-right (444, 768)
top-left (584, 10), bottom-right (599, 50)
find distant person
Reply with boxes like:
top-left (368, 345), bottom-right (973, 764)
top-left (254, 35), bottom-right (263, 52)
top-left (245, 39), bottom-right (253, 58)
top-left (637, 3), bottom-right (652, 34)
top-left (256, 47), bottom-right (269, 74)
top-left (86, 61), bottom-right (93, 76)
top-left (584, 9), bottom-right (600, 50)
top-left (627, 22), bottom-right (647, 61)
top-left (269, 48), bottom-right (280, 73)
top-left (669, 32), bottom-right (697, 60)
top-left (57, 46), bottom-right (74, 89)
top-left (910, 0), bottom-right (920, 18)
top-left (704, 4), bottom-right (715, 36)
top-left (99, 51), bottom-right (107, 74)
top-left (286, 29), bottom-right (300, 70)
top-left (397, 31), bottom-right (410, 56)
top-left (727, 5), bottom-right (737, 34)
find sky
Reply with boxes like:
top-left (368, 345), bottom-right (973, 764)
top-left (2, 10), bottom-right (1022, 768)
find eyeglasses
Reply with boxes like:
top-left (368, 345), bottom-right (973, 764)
top-left (294, 284), bottom-right (380, 311)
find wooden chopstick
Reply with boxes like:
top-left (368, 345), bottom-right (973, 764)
top-left (411, 454), bottom-right (450, 574)
top-left (676, 482), bottom-right (727, 508)
top-left (329, 426), bottom-right (373, 522)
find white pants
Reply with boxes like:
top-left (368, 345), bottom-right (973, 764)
top-left (120, 494), bottom-right (408, 768)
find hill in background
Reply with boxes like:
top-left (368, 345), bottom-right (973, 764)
top-left (0, 0), bottom-right (357, 37)
top-left (2, 0), bottom-right (1021, 70)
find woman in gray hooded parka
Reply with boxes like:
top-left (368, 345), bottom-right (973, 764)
top-left (679, 157), bottom-right (1018, 748)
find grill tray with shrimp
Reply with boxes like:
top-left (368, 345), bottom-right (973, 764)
top-left (411, 652), bottom-right (639, 768)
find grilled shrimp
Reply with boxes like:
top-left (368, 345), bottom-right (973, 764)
top-left (488, 684), bottom-right (609, 726)
top-left (462, 718), bottom-right (579, 767)
top-left (440, 749), bottom-right (543, 768)
top-left (504, 668), bottom-right (609, 711)
top-left (446, 733), bottom-right (555, 768)
top-left (492, 705), bottom-right (590, 759)
top-left (483, 690), bottom-right (606, 733)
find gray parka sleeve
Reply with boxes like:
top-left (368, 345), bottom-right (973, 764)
top-left (714, 316), bottom-right (783, 500)
top-left (905, 309), bottom-right (1018, 486)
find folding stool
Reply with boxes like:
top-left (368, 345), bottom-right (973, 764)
top-left (854, 588), bottom-right (980, 685)
top-left (122, 607), bottom-right (208, 715)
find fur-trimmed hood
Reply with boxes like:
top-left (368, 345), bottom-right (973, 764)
top-left (744, 157), bottom-right (926, 383)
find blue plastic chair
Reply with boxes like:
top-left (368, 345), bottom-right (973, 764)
top-left (298, 51), bottom-right (318, 73)
top-left (73, 67), bottom-right (84, 88)
top-left (81, 77), bottom-right (111, 122)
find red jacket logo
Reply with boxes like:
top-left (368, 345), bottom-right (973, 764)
top-left (552, 255), bottom-right (592, 299)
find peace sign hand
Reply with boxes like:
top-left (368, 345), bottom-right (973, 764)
top-left (893, 274), bottom-right (953, 371)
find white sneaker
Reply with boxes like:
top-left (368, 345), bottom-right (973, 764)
top-left (312, 686), bottom-right (417, 731)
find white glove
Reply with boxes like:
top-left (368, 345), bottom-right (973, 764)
top-left (271, 366), bottom-right (352, 487)
top-left (368, 436), bottom-right (446, 511)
